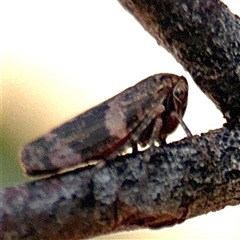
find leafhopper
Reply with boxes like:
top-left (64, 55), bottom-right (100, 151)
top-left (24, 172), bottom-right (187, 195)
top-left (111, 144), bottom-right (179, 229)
top-left (21, 73), bottom-right (190, 175)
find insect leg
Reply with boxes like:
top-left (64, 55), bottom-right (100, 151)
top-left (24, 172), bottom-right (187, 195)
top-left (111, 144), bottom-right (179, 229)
top-left (130, 104), bottom-right (166, 150)
top-left (170, 112), bottom-right (193, 139)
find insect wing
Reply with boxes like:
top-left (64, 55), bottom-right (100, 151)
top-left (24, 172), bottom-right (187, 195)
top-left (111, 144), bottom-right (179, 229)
top-left (20, 74), bottom-right (188, 176)
top-left (21, 77), bottom-right (162, 175)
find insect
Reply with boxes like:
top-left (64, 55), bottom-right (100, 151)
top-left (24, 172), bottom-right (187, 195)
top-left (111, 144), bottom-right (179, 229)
top-left (21, 73), bottom-right (190, 176)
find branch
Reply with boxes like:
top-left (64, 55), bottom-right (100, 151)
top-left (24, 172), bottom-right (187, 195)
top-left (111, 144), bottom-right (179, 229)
top-left (117, 0), bottom-right (240, 123)
top-left (1, 125), bottom-right (240, 239)
top-left (1, 0), bottom-right (240, 239)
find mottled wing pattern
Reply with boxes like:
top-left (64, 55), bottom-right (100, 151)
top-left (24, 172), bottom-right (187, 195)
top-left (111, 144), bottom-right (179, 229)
top-left (20, 74), bottom-right (188, 175)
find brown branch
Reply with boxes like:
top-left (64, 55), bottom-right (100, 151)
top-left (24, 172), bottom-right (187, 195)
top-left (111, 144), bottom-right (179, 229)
top-left (1, 125), bottom-right (240, 239)
top-left (117, 0), bottom-right (240, 123)
top-left (1, 0), bottom-right (240, 239)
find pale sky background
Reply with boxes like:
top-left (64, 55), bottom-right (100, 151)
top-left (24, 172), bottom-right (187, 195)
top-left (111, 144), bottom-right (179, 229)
top-left (2, 1), bottom-right (240, 239)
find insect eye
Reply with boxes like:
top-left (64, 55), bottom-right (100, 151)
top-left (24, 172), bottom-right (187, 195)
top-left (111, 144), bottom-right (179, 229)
top-left (173, 81), bottom-right (188, 104)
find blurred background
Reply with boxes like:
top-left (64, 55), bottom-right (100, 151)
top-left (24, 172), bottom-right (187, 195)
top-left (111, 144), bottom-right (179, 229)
top-left (2, 0), bottom-right (240, 239)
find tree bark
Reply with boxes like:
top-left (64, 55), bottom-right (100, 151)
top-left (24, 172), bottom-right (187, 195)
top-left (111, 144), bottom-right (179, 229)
top-left (118, 0), bottom-right (240, 123)
top-left (1, 126), bottom-right (240, 240)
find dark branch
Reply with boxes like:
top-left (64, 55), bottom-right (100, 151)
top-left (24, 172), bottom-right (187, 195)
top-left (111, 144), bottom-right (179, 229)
top-left (1, 0), bottom-right (240, 239)
top-left (1, 125), bottom-right (240, 239)
top-left (117, 0), bottom-right (240, 123)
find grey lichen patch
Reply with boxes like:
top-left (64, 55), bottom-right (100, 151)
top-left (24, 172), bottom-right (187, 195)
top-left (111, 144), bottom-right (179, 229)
top-left (93, 166), bottom-right (119, 205)
top-left (236, 65), bottom-right (240, 76)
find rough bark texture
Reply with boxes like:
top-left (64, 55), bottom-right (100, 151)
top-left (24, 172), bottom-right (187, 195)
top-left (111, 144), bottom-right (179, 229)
top-left (1, 126), bottom-right (240, 240)
top-left (1, 0), bottom-right (240, 239)
top-left (118, 0), bottom-right (240, 123)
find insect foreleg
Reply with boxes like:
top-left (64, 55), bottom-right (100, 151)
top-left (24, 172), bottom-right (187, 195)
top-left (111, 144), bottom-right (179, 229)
top-left (171, 112), bottom-right (193, 139)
